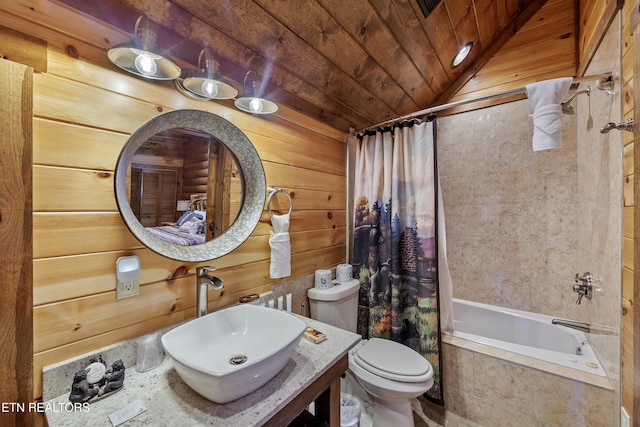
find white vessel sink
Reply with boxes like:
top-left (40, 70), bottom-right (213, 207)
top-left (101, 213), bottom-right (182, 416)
top-left (161, 304), bottom-right (306, 403)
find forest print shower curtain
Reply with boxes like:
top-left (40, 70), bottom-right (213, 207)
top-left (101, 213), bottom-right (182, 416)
top-left (353, 117), bottom-right (442, 403)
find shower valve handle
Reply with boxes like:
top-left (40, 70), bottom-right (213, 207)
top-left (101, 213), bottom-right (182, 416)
top-left (572, 272), bottom-right (593, 304)
top-left (575, 272), bottom-right (593, 285)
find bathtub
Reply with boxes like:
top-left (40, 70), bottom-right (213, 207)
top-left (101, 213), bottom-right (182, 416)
top-left (447, 298), bottom-right (606, 377)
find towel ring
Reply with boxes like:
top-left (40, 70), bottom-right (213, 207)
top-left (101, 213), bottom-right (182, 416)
top-left (267, 187), bottom-right (293, 218)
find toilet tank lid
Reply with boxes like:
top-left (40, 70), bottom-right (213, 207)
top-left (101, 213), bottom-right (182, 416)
top-left (307, 279), bottom-right (359, 301)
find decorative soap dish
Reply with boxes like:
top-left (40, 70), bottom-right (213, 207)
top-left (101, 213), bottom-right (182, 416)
top-left (304, 327), bottom-right (327, 344)
top-left (68, 356), bottom-right (126, 404)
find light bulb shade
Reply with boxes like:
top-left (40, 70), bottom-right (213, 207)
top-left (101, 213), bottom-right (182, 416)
top-left (235, 70), bottom-right (278, 114)
top-left (107, 17), bottom-right (180, 80)
top-left (108, 42), bottom-right (181, 80)
top-left (174, 79), bottom-right (212, 101)
top-left (182, 76), bottom-right (238, 99)
top-left (234, 96), bottom-right (278, 114)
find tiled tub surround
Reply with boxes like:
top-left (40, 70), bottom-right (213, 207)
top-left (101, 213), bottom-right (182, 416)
top-left (449, 299), bottom-right (607, 377)
top-left (413, 299), bottom-right (616, 426)
top-left (44, 314), bottom-right (360, 426)
top-left (416, 339), bottom-right (616, 427)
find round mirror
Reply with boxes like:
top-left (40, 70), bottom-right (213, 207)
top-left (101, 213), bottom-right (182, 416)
top-left (115, 109), bottom-right (266, 262)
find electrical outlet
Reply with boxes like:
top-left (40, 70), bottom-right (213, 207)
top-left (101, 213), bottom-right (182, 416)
top-left (116, 279), bottom-right (139, 299)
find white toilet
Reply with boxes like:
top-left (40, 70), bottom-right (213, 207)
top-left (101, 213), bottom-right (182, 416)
top-left (308, 279), bottom-right (433, 427)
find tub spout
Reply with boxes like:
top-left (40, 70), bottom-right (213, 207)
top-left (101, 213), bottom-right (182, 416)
top-left (551, 318), bottom-right (617, 335)
top-left (551, 318), bottom-right (591, 333)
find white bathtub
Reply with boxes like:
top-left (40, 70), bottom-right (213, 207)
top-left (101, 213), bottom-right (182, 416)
top-left (448, 298), bottom-right (606, 377)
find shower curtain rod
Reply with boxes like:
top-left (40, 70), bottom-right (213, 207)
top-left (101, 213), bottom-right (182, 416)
top-left (357, 72), bottom-right (613, 134)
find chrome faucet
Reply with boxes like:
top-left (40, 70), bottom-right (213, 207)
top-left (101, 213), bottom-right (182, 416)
top-left (196, 266), bottom-right (224, 318)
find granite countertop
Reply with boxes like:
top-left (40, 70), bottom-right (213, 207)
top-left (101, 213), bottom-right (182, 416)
top-left (45, 316), bottom-right (360, 427)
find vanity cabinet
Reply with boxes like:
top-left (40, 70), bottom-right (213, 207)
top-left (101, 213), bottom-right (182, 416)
top-left (44, 317), bottom-right (360, 427)
top-left (266, 354), bottom-right (346, 426)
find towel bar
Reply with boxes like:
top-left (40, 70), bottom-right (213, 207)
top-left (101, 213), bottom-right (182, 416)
top-left (267, 186), bottom-right (293, 217)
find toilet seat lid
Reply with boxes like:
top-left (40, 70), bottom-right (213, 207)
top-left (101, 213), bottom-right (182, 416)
top-left (354, 338), bottom-right (432, 382)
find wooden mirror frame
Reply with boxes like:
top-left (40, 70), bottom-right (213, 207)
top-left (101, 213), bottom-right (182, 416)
top-left (115, 109), bottom-right (266, 262)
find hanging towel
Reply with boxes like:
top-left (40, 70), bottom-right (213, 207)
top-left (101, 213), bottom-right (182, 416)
top-left (269, 213), bottom-right (291, 278)
top-left (525, 77), bottom-right (573, 151)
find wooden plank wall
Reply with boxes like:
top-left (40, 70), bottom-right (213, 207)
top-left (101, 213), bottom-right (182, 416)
top-left (0, 58), bottom-right (34, 427)
top-left (181, 139), bottom-right (209, 198)
top-left (578, 0), bottom-right (624, 76)
top-left (0, 2), bottom-right (347, 401)
top-left (623, 0), bottom-right (636, 422)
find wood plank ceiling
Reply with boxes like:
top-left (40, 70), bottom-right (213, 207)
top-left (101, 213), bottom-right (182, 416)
top-left (56, 0), bottom-right (572, 132)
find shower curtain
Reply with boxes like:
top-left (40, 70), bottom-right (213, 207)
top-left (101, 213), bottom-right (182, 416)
top-left (352, 116), bottom-right (445, 404)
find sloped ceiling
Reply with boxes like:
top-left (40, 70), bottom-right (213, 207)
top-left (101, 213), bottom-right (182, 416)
top-left (56, 0), bottom-right (576, 131)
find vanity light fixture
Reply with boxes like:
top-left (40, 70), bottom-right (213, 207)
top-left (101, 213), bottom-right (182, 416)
top-left (234, 70), bottom-right (278, 115)
top-left (107, 15), bottom-right (181, 80)
top-left (175, 47), bottom-right (238, 100)
top-left (450, 41), bottom-right (473, 69)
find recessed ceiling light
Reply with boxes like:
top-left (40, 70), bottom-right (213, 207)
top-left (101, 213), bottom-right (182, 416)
top-left (451, 42), bottom-right (473, 68)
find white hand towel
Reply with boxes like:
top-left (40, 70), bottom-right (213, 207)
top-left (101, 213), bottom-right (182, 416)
top-left (269, 213), bottom-right (291, 278)
top-left (525, 77), bottom-right (573, 151)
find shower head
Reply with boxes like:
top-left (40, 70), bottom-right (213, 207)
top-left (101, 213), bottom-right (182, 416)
top-left (600, 122), bottom-right (616, 134)
top-left (560, 86), bottom-right (591, 114)
top-left (561, 103), bottom-right (575, 115)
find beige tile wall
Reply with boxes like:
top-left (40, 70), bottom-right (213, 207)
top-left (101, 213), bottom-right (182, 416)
top-left (576, 13), bottom-right (623, 387)
top-left (439, 99), bottom-right (581, 319)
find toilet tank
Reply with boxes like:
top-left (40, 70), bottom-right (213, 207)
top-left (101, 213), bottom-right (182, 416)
top-left (307, 279), bottom-right (359, 333)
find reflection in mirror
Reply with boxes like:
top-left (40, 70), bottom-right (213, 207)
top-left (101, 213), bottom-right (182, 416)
top-left (115, 109), bottom-right (265, 262)
top-left (128, 128), bottom-right (243, 246)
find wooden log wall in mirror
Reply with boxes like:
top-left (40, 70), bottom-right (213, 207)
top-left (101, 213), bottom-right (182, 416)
top-left (114, 109), bottom-right (266, 262)
top-left (128, 128), bottom-right (243, 243)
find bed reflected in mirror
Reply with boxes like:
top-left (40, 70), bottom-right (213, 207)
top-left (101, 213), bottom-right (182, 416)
top-left (127, 128), bottom-right (243, 246)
